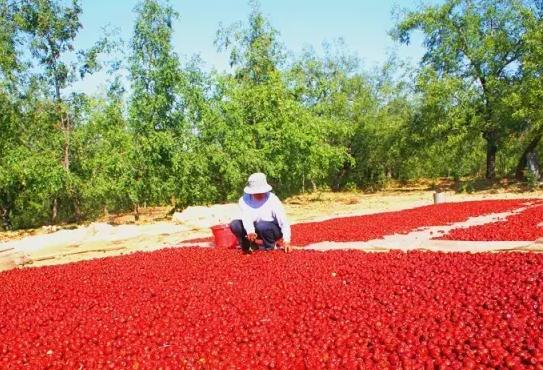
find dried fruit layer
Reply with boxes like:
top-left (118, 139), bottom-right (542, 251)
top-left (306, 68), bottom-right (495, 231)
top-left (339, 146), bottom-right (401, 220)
top-left (1, 249), bottom-right (542, 369)
top-left (438, 203), bottom-right (543, 241)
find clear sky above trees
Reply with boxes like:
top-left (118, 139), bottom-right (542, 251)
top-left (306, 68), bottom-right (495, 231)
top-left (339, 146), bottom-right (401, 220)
top-left (71, 0), bottom-right (435, 94)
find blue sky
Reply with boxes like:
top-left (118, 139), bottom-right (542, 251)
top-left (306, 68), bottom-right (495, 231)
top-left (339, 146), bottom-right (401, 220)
top-left (72, 0), bottom-right (434, 94)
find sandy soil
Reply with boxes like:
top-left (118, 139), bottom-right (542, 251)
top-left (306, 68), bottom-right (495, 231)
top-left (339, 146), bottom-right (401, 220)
top-left (1, 188), bottom-right (542, 270)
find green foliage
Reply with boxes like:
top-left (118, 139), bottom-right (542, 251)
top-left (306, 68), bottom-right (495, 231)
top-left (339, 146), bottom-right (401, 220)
top-left (402, 67), bottom-right (486, 178)
top-left (456, 180), bottom-right (476, 194)
top-left (526, 171), bottom-right (540, 191)
top-left (393, 0), bottom-right (533, 179)
top-left (209, 16), bottom-right (349, 198)
top-left (128, 0), bottom-right (186, 211)
top-left (0, 0), bottom-right (20, 85)
top-left (215, 0), bottom-right (284, 84)
top-left (72, 96), bottom-right (133, 217)
top-left (0, 85), bottom-right (64, 228)
top-left (1, 0), bottom-right (543, 230)
top-left (14, 0), bottom-right (82, 96)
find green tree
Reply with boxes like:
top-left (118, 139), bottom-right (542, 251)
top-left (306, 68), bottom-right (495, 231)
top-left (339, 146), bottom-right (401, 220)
top-left (212, 3), bottom-right (348, 195)
top-left (0, 89), bottom-right (18, 229)
top-left (215, 0), bottom-right (284, 84)
top-left (0, 0), bottom-right (20, 86)
top-left (289, 42), bottom-right (376, 190)
top-left (13, 0), bottom-right (83, 221)
top-left (353, 59), bottom-right (416, 186)
top-left (393, 0), bottom-right (531, 179)
top-left (71, 87), bottom-right (133, 218)
top-left (0, 81), bottom-right (64, 229)
top-left (4, 0), bottom-right (114, 223)
top-left (511, 1), bottom-right (543, 180)
top-left (406, 67), bottom-right (486, 179)
top-left (129, 0), bottom-right (187, 218)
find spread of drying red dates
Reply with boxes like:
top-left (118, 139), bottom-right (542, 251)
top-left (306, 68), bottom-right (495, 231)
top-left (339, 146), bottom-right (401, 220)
top-left (1, 247), bottom-right (542, 369)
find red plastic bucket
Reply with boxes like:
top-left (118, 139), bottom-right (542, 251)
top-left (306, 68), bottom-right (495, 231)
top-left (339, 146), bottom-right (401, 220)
top-left (211, 224), bottom-right (239, 249)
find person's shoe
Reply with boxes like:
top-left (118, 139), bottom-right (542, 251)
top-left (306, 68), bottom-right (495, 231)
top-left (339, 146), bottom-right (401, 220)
top-left (243, 241), bottom-right (259, 254)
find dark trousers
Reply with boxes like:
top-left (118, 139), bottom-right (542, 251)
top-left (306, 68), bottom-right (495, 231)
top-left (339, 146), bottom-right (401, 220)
top-left (229, 219), bottom-right (283, 250)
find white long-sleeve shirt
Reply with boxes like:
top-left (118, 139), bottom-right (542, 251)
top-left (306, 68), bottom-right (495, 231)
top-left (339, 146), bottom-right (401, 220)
top-left (238, 192), bottom-right (291, 243)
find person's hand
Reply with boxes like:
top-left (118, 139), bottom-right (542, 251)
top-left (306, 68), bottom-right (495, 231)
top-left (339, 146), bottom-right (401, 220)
top-left (282, 240), bottom-right (292, 252)
top-left (247, 233), bottom-right (257, 242)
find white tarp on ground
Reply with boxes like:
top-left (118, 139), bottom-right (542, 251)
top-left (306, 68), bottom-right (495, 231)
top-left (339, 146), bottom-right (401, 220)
top-left (304, 206), bottom-right (532, 252)
top-left (171, 203), bottom-right (239, 229)
top-left (0, 222), bottom-right (191, 254)
top-left (1, 203), bottom-right (240, 255)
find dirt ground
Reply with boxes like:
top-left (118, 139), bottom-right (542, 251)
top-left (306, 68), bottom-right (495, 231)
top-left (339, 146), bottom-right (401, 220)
top-left (1, 185), bottom-right (542, 270)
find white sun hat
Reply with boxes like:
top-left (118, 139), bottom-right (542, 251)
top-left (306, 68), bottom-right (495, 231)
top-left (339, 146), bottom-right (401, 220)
top-left (244, 172), bottom-right (272, 194)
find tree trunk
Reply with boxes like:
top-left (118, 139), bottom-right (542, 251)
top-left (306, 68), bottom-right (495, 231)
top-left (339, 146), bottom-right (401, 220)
top-left (53, 57), bottom-right (70, 172)
top-left (1, 206), bottom-right (12, 231)
top-left (51, 55), bottom-right (71, 226)
top-left (333, 145), bottom-right (352, 191)
top-left (333, 165), bottom-right (350, 192)
top-left (311, 179), bottom-right (317, 192)
top-left (62, 114), bottom-right (70, 170)
top-left (52, 198), bottom-right (58, 224)
top-left (134, 203), bottom-right (140, 222)
top-left (527, 152), bottom-right (541, 179)
top-left (484, 130), bottom-right (498, 180)
top-left (74, 198), bottom-right (82, 223)
top-left (515, 133), bottom-right (542, 180)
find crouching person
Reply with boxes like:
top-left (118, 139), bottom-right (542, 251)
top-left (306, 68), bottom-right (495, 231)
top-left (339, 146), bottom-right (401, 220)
top-left (230, 173), bottom-right (291, 254)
